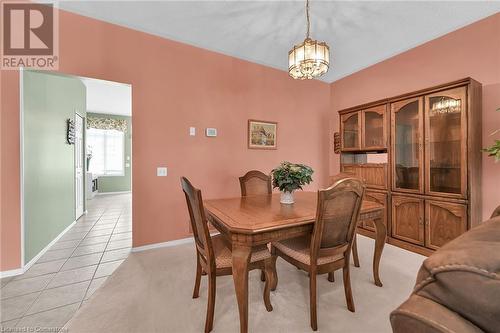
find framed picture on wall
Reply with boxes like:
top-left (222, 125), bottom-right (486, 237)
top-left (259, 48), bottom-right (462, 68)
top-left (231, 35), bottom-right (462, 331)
top-left (248, 119), bottom-right (278, 150)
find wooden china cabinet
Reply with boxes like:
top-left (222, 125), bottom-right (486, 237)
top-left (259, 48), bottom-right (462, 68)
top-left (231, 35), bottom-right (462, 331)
top-left (338, 78), bottom-right (482, 255)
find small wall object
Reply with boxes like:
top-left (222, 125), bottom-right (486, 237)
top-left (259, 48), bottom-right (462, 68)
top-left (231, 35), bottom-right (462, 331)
top-left (248, 119), bottom-right (277, 149)
top-left (334, 132), bottom-right (341, 154)
top-left (67, 119), bottom-right (75, 144)
top-left (205, 128), bottom-right (217, 137)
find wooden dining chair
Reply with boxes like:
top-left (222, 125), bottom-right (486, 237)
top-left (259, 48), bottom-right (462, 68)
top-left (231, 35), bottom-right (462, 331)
top-left (181, 177), bottom-right (275, 333)
top-left (239, 170), bottom-right (277, 283)
top-left (239, 170), bottom-right (272, 196)
top-left (271, 177), bottom-right (365, 331)
top-left (329, 172), bottom-right (361, 268)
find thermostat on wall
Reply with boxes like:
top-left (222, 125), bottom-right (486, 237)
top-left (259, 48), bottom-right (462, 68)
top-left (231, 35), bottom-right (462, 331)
top-left (206, 128), bottom-right (217, 137)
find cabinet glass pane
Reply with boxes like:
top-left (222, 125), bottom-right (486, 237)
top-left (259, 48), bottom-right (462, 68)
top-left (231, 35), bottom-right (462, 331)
top-left (364, 111), bottom-right (384, 147)
top-left (343, 114), bottom-right (359, 148)
top-left (428, 95), bottom-right (462, 194)
top-left (394, 101), bottom-right (420, 190)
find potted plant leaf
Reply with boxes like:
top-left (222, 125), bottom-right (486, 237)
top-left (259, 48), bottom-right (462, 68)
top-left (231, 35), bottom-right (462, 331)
top-left (483, 108), bottom-right (500, 162)
top-left (272, 161), bottom-right (313, 204)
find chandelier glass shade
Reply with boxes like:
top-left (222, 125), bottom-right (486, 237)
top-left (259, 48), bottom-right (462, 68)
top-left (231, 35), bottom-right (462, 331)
top-left (288, 0), bottom-right (330, 80)
top-left (430, 97), bottom-right (462, 115)
top-left (288, 38), bottom-right (329, 80)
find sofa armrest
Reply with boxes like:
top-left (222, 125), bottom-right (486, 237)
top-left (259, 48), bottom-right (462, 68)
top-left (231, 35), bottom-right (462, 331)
top-left (390, 295), bottom-right (484, 333)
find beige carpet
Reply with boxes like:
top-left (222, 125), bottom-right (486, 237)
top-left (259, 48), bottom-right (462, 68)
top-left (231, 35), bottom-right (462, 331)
top-left (64, 235), bottom-right (425, 332)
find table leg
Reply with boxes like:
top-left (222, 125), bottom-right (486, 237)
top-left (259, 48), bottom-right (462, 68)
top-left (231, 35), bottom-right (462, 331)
top-left (232, 244), bottom-right (252, 333)
top-left (372, 216), bottom-right (387, 287)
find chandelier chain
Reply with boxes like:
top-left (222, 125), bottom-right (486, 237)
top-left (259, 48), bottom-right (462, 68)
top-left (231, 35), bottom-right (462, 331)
top-left (288, 0), bottom-right (329, 80)
top-left (306, 0), bottom-right (310, 39)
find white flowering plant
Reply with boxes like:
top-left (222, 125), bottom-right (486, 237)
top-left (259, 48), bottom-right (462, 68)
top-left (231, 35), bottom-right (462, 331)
top-left (271, 161), bottom-right (313, 193)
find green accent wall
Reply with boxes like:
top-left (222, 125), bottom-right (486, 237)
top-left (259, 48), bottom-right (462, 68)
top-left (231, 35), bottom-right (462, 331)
top-left (23, 70), bottom-right (86, 263)
top-left (87, 113), bottom-right (132, 193)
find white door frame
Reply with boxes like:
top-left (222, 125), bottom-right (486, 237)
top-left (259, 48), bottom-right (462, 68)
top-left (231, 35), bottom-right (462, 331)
top-left (75, 112), bottom-right (85, 220)
top-left (20, 68), bottom-right (25, 268)
top-left (15, 70), bottom-right (131, 276)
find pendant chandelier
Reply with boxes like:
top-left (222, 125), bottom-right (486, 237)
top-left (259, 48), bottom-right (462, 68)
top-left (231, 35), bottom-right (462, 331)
top-left (288, 0), bottom-right (330, 80)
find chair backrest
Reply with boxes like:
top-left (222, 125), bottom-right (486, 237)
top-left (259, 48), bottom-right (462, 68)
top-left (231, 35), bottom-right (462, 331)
top-left (180, 177), bottom-right (214, 267)
top-left (329, 172), bottom-right (357, 186)
top-left (310, 177), bottom-right (365, 262)
top-left (239, 170), bottom-right (272, 196)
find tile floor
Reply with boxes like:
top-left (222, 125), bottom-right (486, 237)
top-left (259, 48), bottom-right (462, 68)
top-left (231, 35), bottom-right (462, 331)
top-left (0, 193), bottom-right (132, 331)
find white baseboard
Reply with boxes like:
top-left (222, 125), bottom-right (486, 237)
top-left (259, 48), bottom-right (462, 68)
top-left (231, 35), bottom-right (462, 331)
top-left (131, 232), bottom-right (220, 253)
top-left (0, 219), bottom-right (77, 278)
top-left (97, 191), bottom-right (131, 195)
top-left (132, 237), bottom-right (193, 253)
top-left (0, 268), bottom-right (24, 278)
top-left (24, 219), bottom-right (77, 270)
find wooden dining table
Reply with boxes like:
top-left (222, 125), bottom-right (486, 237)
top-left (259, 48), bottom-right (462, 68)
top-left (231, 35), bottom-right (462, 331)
top-left (204, 191), bottom-right (386, 333)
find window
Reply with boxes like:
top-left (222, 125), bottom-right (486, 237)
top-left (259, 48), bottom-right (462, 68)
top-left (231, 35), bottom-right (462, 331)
top-left (87, 128), bottom-right (124, 176)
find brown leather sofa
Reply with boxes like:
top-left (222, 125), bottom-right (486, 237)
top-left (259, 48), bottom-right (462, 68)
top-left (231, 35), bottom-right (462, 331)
top-left (390, 212), bottom-right (500, 333)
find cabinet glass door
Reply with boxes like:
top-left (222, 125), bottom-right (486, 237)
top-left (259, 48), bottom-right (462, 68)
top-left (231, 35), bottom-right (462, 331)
top-left (362, 105), bottom-right (386, 149)
top-left (391, 97), bottom-right (423, 193)
top-left (341, 112), bottom-right (360, 150)
top-left (425, 87), bottom-right (467, 197)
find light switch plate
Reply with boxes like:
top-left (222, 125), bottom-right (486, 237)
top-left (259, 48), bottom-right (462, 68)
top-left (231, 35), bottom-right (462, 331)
top-left (189, 127), bottom-right (196, 136)
top-left (157, 167), bottom-right (168, 177)
top-left (206, 128), bottom-right (217, 137)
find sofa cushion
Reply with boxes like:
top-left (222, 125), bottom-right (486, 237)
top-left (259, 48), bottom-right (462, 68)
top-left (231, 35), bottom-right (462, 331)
top-left (391, 294), bottom-right (483, 333)
top-left (414, 217), bottom-right (500, 332)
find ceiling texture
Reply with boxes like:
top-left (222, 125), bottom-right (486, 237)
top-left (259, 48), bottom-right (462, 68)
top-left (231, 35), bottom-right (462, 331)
top-left (56, 1), bottom-right (500, 83)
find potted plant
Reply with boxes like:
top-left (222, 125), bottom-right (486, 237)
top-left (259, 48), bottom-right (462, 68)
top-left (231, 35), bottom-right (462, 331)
top-left (483, 108), bottom-right (500, 162)
top-left (272, 161), bottom-right (313, 204)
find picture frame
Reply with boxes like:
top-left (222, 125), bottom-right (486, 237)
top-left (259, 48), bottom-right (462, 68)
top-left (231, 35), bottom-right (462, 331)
top-left (248, 119), bottom-right (278, 150)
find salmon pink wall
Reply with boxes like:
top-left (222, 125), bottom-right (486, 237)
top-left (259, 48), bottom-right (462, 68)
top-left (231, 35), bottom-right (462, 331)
top-left (1, 70), bottom-right (21, 271)
top-left (0, 9), bottom-right (330, 271)
top-left (330, 13), bottom-right (500, 221)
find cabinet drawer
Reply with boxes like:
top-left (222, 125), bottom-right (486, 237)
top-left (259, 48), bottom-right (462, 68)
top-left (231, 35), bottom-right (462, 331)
top-left (342, 164), bottom-right (387, 189)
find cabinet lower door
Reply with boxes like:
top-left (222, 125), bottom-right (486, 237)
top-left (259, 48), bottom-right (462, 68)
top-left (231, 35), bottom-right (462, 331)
top-left (392, 195), bottom-right (424, 245)
top-left (425, 200), bottom-right (467, 250)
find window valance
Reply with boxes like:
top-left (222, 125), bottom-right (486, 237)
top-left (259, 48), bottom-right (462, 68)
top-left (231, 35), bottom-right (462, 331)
top-left (87, 116), bottom-right (128, 132)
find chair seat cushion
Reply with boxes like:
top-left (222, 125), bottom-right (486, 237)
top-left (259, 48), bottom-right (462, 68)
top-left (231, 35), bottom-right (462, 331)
top-left (211, 235), bottom-right (271, 268)
top-left (273, 236), bottom-right (343, 265)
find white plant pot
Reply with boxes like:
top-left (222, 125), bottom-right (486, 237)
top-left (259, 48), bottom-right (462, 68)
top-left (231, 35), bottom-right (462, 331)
top-left (280, 191), bottom-right (294, 204)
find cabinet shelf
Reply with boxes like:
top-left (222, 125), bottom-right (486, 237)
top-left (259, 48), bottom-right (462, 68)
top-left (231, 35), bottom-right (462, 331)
top-left (341, 147), bottom-right (387, 153)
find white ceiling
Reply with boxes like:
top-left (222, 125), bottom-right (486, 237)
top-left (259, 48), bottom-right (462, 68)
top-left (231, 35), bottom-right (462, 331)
top-left (80, 77), bottom-right (132, 116)
top-left (57, 1), bottom-right (500, 83)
